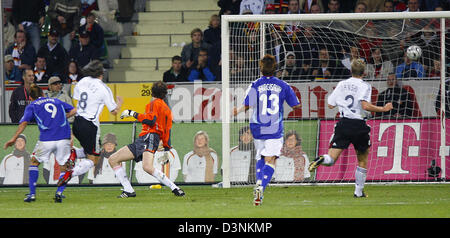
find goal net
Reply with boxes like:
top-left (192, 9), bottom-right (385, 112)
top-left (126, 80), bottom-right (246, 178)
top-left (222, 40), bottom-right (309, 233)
top-left (221, 12), bottom-right (449, 188)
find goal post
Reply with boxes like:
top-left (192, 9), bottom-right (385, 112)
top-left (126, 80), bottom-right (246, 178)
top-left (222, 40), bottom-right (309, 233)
top-left (221, 11), bottom-right (449, 188)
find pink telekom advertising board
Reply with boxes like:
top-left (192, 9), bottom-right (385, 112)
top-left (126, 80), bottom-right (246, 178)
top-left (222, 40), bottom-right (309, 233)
top-left (316, 119), bottom-right (450, 181)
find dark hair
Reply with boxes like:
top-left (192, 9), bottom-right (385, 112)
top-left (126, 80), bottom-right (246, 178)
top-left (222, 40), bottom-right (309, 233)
top-left (151, 81), bottom-right (168, 99)
top-left (172, 55), bottom-right (182, 62)
top-left (260, 54), bottom-right (277, 76)
top-left (29, 84), bottom-right (43, 100)
top-left (284, 130), bottom-right (302, 146)
top-left (82, 60), bottom-right (104, 78)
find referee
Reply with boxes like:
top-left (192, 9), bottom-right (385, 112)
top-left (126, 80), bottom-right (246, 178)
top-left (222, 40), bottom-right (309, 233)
top-left (308, 59), bottom-right (393, 198)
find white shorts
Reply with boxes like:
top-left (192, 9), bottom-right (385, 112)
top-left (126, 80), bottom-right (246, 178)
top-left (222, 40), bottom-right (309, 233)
top-left (32, 139), bottom-right (71, 166)
top-left (254, 137), bottom-right (283, 158)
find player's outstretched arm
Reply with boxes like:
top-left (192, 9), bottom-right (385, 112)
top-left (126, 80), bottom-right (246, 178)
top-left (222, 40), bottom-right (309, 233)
top-left (110, 96), bottom-right (123, 116)
top-left (120, 109), bottom-right (138, 119)
top-left (66, 108), bottom-right (77, 118)
top-left (361, 101), bottom-right (393, 113)
top-left (232, 106), bottom-right (250, 116)
top-left (3, 121), bottom-right (28, 149)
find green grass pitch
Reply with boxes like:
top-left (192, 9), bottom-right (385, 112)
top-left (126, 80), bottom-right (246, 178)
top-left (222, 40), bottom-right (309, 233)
top-left (0, 184), bottom-right (448, 218)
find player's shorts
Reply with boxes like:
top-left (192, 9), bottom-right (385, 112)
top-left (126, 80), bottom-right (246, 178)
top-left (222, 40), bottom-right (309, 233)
top-left (32, 139), bottom-right (71, 165)
top-left (127, 133), bottom-right (160, 162)
top-left (72, 115), bottom-right (101, 156)
top-left (329, 117), bottom-right (371, 152)
top-left (254, 137), bottom-right (283, 158)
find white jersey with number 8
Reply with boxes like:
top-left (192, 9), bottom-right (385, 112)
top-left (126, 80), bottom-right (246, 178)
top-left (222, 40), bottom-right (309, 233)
top-left (73, 76), bottom-right (117, 126)
top-left (327, 77), bottom-right (372, 120)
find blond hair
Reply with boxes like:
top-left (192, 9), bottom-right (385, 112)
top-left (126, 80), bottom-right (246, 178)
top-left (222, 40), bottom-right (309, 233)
top-left (351, 58), bottom-right (366, 77)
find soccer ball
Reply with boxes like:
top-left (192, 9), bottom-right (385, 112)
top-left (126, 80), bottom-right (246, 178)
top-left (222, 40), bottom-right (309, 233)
top-left (406, 45), bottom-right (422, 60)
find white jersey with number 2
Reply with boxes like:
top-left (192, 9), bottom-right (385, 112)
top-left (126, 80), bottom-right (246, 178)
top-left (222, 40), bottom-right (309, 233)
top-left (327, 77), bottom-right (372, 120)
top-left (73, 76), bottom-right (117, 126)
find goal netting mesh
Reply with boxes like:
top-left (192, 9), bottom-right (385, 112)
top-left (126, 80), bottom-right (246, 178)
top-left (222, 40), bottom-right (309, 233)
top-left (221, 13), bottom-right (449, 187)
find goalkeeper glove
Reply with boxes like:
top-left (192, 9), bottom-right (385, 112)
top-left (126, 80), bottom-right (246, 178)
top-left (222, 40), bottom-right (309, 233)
top-left (157, 151), bottom-right (170, 165)
top-left (120, 109), bottom-right (137, 119)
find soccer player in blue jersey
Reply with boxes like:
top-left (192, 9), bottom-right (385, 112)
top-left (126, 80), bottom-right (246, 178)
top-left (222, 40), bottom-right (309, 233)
top-left (233, 54), bottom-right (301, 206)
top-left (4, 84), bottom-right (77, 203)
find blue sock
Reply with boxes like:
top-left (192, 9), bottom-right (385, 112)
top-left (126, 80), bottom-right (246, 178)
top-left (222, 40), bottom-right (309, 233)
top-left (56, 172), bottom-right (66, 195)
top-left (29, 165), bottom-right (39, 195)
top-left (261, 163), bottom-right (275, 191)
top-left (255, 157), bottom-right (265, 185)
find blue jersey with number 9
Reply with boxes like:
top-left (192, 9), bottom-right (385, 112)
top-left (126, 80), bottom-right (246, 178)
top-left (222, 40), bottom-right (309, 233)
top-left (20, 97), bottom-right (74, 141)
top-left (244, 76), bottom-right (300, 140)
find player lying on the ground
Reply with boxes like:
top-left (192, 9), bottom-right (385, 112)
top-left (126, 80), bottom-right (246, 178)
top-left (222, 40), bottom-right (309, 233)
top-left (4, 84), bottom-right (77, 203)
top-left (109, 81), bottom-right (185, 198)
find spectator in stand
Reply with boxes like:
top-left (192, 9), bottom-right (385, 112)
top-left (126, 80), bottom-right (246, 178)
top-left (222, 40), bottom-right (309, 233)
top-left (33, 55), bottom-right (51, 84)
top-left (405, 0), bottom-right (420, 11)
top-left (357, 0), bottom-right (385, 12)
top-left (163, 55), bottom-right (188, 83)
top-left (218, 0), bottom-right (242, 15)
top-left (37, 29), bottom-right (70, 78)
top-left (375, 73), bottom-right (414, 118)
top-left (47, 0), bottom-right (82, 52)
top-left (5, 30), bottom-right (36, 71)
top-left (417, 26), bottom-right (440, 74)
top-left (366, 47), bottom-right (394, 80)
top-left (309, 4), bottom-right (323, 13)
top-left (203, 14), bottom-right (221, 46)
top-left (12, 0), bottom-right (46, 54)
top-left (239, 0), bottom-right (265, 15)
top-left (187, 48), bottom-right (216, 82)
top-left (69, 29), bottom-right (101, 68)
top-left (63, 60), bottom-right (83, 84)
top-left (4, 54), bottom-right (22, 84)
top-left (181, 28), bottom-right (211, 69)
top-left (311, 47), bottom-right (350, 80)
top-left (277, 51), bottom-right (301, 81)
top-left (428, 59), bottom-right (441, 78)
top-left (299, 0), bottom-right (324, 13)
top-left (79, 12), bottom-right (105, 57)
top-left (3, 12), bottom-right (15, 48)
top-left (8, 69), bottom-right (34, 123)
top-left (383, 0), bottom-right (395, 11)
top-left (327, 0), bottom-right (342, 13)
top-left (354, 1), bottom-right (368, 12)
top-left (341, 46), bottom-right (362, 71)
top-left (393, 0), bottom-right (407, 11)
top-left (287, 0), bottom-right (303, 14)
top-left (395, 51), bottom-right (425, 79)
top-left (45, 76), bottom-right (73, 107)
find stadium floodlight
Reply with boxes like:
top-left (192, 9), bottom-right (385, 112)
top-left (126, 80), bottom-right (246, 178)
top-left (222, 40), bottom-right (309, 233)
top-left (221, 11), bottom-right (449, 188)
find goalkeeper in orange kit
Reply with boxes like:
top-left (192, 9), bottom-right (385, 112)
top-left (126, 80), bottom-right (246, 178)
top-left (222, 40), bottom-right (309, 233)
top-left (108, 81), bottom-right (185, 198)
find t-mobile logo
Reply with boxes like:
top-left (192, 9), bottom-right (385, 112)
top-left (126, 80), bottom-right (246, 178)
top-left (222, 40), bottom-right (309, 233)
top-left (377, 123), bottom-right (421, 174)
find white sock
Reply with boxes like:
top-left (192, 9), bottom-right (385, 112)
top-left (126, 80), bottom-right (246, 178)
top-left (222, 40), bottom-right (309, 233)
top-left (72, 159), bottom-right (94, 176)
top-left (322, 154), bottom-right (335, 166)
top-left (74, 147), bottom-right (86, 158)
top-left (151, 168), bottom-right (178, 191)
top-left (354, 166), bottom-right (367, 196)
top-left (113, 165), bottom-right (134, 193)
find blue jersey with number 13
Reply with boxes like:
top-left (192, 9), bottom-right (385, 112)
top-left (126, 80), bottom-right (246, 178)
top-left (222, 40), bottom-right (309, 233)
top-left (244, 76), bottom-right (299, 140)
top-left (20, 97), bottom-right (74, 141)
